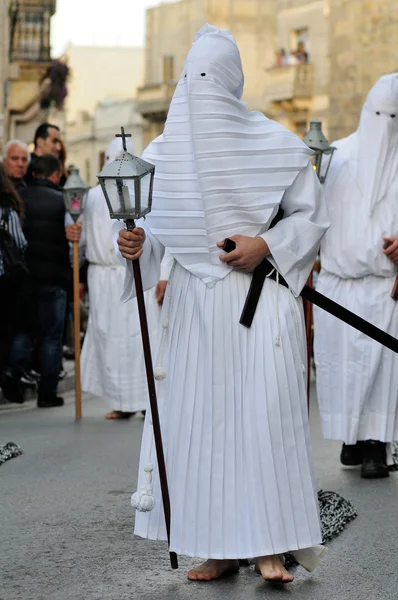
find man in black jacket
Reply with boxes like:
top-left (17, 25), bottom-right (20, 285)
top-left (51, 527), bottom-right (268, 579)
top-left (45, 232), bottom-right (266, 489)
top-left (1, 155), bottom-right (81, 407)
top-left (25, 123), bottom-right (62, 184)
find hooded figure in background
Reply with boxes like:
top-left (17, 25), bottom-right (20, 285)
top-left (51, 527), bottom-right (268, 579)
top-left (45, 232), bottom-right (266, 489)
top-left (314, 74), bottom-right (398, 478)
top-left (115, 25), bottom-right (329, 583)
top-left (81, 137), bottom-right (163, 419)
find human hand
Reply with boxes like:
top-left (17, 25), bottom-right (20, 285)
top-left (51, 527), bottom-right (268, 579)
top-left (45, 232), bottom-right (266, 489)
top-left (155, 280), bottom-right (168, 305)
top-left (217, 235), bottom-right (270, 272)
top-left (66, 222), bottom-right (82, 242)
top-left (117, 227), bottom-right (145, 261)
top-left (383, 237), bottom-right (398, 264)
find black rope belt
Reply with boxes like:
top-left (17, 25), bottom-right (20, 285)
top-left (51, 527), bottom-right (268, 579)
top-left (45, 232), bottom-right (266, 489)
top-left (222, 239), bottom-right (398, 355)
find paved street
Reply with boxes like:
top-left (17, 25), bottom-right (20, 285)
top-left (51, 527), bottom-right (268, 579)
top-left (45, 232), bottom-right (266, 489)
top-left (1, 387), bottom-right (397, 600)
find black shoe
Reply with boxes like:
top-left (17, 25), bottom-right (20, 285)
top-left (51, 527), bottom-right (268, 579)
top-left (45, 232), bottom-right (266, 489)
top-left (0, 374), bottom-right (24, 404)
top-left (340, 442), bottom-right (364, 466)
top-left (37, 394), bottom-right (64, 408)
top-left (361, 440), bottom-right (390, 479)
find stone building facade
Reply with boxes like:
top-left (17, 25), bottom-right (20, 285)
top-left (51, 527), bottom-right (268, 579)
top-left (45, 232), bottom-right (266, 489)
top-left (6, 0), bottom-right (57, 143)
top-left (328, 0), bottom-right (398, 140)
top-left (137, 0), bottom-right (330, 145)
top-left (137, 0), bottom-right (398, 145)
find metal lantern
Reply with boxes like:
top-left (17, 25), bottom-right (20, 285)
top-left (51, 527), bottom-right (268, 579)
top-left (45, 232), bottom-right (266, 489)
top-left (304, 119), bottom-right (336, 184)
top-left (97, 128), bottom-right (155, 224)
top-left (62, 167), bottom-right (89, 222)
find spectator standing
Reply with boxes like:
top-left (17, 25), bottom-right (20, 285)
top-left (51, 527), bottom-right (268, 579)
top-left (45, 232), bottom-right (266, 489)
top-left (25, 123), bottom-right (62, 184)
top-left (3, 140), bottom-right (29, 190)
top-left (1, 155), bottom-right (80, 407)
top-left (296, 42), bottom-right (309, 64)
top-left (0, 163), bottom-right (27, 377)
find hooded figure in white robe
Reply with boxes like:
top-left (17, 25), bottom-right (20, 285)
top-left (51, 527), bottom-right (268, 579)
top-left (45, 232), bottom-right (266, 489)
top-left (314, 74), bottom-right (398, 477)
top-left (115, 25), bottom-right (329, 579)
top-left (81, 138), bottom-right (162, 417)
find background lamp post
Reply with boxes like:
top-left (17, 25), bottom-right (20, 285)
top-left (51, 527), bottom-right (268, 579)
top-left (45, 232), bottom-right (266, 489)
top-left (97, 128), bottom-right (177, 571)
top-left (304, 119), bottom-right (336, 184)
top-left (62, 168), bottom-right (89, 421)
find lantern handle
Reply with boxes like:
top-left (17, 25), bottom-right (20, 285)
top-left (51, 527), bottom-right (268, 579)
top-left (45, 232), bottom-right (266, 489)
top-left (116, 127), bottom-right (132, 152)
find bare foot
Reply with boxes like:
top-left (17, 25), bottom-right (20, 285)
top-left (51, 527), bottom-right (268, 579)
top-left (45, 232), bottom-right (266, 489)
top-left (187, 559), bottom-right (240, 581)
top-left (255, 555), bottom-right (294, 583)
top-left (105, 411), bottom-right (135, 420)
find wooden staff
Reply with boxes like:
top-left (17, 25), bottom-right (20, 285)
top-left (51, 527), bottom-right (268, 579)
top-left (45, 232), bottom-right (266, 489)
top-left (126, 219), bottom-right (178, 570)
top-left (72, 240), bottom-right (82, 420)
top-left (303, 271), bottom-right (314, 412)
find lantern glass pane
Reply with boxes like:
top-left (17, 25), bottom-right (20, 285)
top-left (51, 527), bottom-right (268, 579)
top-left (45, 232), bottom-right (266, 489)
top-left (140, 172), bottom-right (152, 214)
top-left (318, 149), bottom-right (334, 183)
top-left (64, 188), bottom-right (87, 219)
top-left (309, 152), bottom-right (321, 175)
top-left (103, 177), bottom-right (139, 219)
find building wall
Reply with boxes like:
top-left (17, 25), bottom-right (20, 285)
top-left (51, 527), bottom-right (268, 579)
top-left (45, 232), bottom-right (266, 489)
top-left (6, 0), bottom-right (57, 144)
top-left (328, 0), bottom-right (398, 141)
top-left (64, 46), bottom-right (144, 124)
top-left (143, 0), bottom-right (277, 110)
top-left (140, 0), bottom-right (332, 141)
top-left (66, 99), bottom-right (144, 187)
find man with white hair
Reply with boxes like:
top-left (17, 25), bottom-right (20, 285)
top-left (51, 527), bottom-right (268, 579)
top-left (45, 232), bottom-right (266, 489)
top-left (81, 138), bottom-right (163, 420)
top-left (3, 140), bottom-right (29, 189)
top-left (314, 74), bottom-right (398, 479)
top-left (116, 25), bottom-right (329, 583)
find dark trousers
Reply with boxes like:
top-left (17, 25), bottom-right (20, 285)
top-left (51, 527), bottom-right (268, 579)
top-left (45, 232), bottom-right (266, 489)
top-left (6, 282), bottom-right (67, 395)
top-left (0, 277), bottom-right (19, 374)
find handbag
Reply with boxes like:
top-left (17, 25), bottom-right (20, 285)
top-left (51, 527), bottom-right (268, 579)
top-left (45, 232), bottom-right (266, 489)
top-left (0, 208), bottom-right (28, 280)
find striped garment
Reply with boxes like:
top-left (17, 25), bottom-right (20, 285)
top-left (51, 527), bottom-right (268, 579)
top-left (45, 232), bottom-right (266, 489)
top-left (0, 207), bottom-right (27, 277)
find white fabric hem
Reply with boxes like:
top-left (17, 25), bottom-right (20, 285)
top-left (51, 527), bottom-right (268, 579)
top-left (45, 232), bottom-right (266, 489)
top-left (134, 531), bottom-right (324, 561)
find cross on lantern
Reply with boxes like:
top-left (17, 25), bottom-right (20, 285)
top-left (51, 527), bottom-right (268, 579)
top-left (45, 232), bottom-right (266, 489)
top-left (116, 126), bottom-right (132, 152)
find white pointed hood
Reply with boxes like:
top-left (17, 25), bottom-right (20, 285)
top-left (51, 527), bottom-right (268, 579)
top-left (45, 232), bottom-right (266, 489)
top-left (332, 73), bottom-right (398, 213)
top-left (144, 24), bottom-right (312, 286)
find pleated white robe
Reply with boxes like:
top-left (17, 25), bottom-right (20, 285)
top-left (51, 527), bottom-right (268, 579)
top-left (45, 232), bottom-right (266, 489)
top-left (314, 160), bottom-right (398, 444)
top-left (81, 186), bottom-right (160, 413)
top-left (116, 163), bottom-right (329, 559)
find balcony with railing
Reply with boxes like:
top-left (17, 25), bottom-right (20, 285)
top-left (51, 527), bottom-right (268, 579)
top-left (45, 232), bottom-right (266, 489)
top-left (265, 63), bottom-right (314, 106)
top-left (9, 2), bottom-right (55, 63)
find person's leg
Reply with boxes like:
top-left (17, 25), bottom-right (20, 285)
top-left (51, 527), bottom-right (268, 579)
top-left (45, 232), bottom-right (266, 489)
top-left (0, 278), bottom-right (14, 373)
top-left (37, 284), bottom-right (67, 405)
top-left (1, 281), bottom-right (36, 403)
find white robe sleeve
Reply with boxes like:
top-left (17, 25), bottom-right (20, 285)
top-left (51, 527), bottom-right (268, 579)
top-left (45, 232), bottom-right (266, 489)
top-left (112, 220), bottom-right (165, 302)
top-left (260, 162), bottom-right (329, 296)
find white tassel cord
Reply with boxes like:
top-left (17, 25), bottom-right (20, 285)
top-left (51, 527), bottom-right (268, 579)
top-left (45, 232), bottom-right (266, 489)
top-left (131, 261), bottom-right (175, 513)
top-left (131, 464), bottom-right (155, 512)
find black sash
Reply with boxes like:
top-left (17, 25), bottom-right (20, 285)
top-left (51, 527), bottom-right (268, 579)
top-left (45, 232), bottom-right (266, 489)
top-left (222, 239), bottom-right (398, 355)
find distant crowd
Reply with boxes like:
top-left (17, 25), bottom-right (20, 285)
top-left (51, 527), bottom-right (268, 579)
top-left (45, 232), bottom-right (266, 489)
top-left (0, 123), bottom-right (83, 408)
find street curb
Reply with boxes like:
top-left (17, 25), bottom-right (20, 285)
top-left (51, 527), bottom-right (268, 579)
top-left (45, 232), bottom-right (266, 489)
top-left (0, 362), bottom-right (76, 411)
